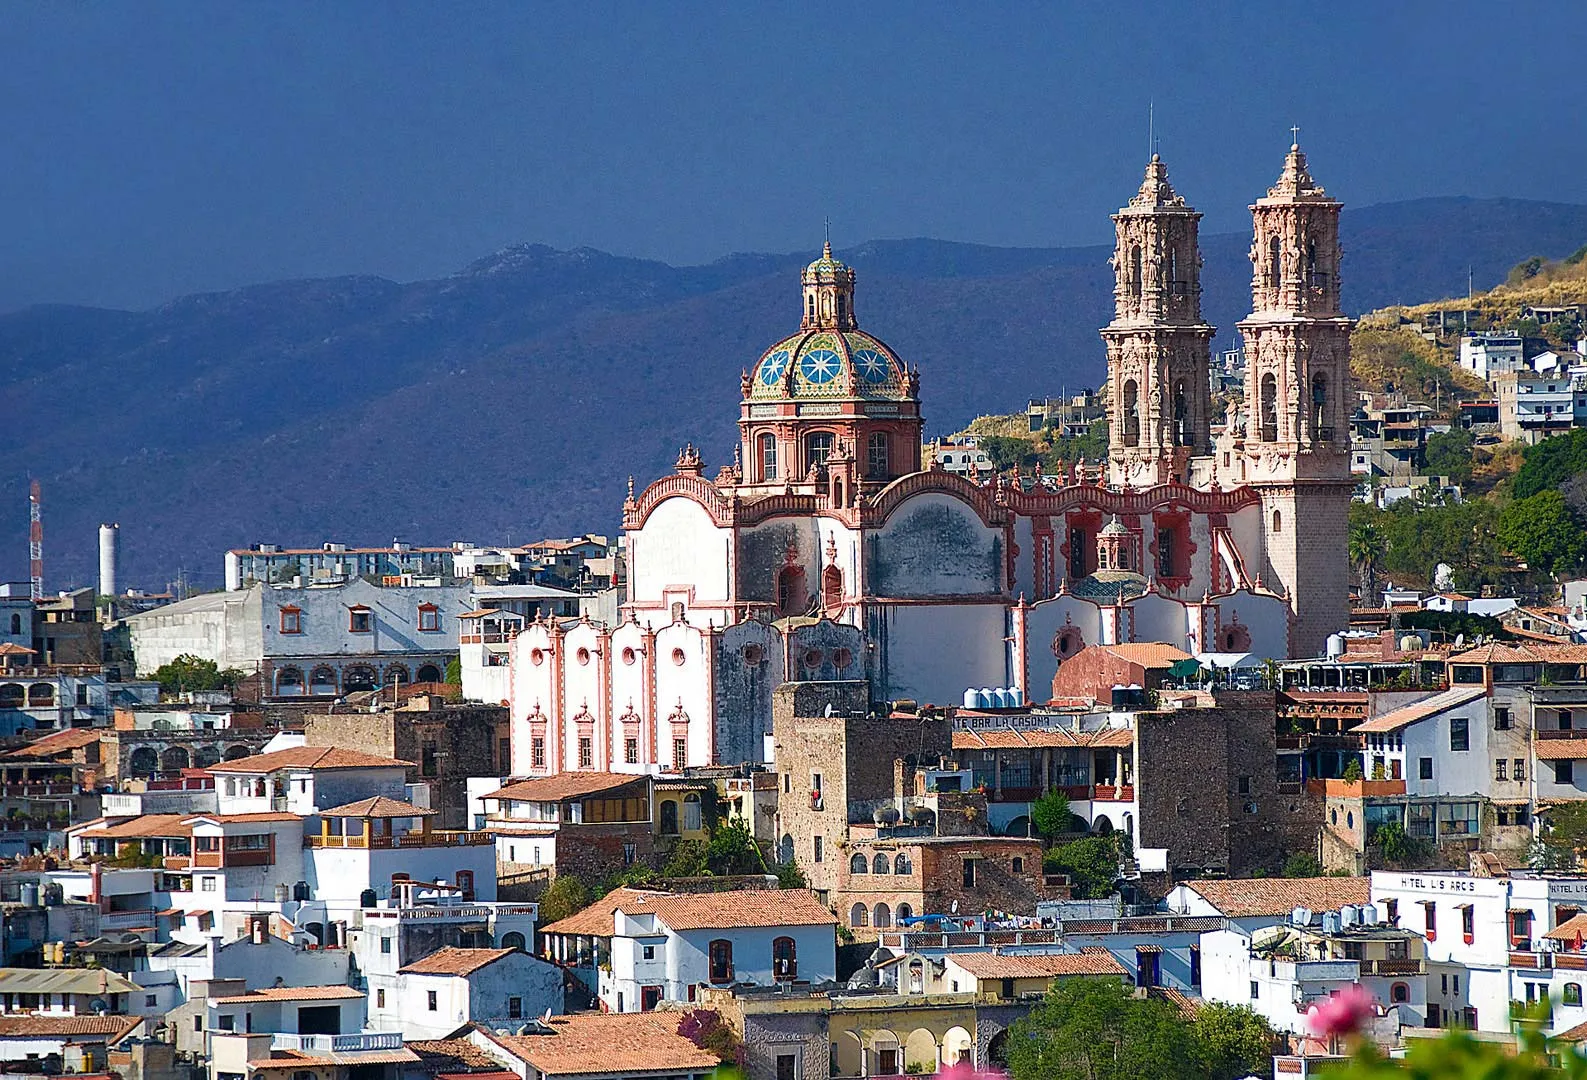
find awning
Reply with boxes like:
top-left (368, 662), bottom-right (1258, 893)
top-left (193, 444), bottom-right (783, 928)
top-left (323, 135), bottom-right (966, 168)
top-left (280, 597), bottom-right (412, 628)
top-left (1135, 945), bottom-right (1165, 954)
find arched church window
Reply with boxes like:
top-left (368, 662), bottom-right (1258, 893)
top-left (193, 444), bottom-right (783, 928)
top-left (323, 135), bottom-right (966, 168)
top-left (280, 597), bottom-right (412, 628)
top-left (1122, 381), bottom-right (1140, 447)
top-left (822, 565), bottom-right (842, 611)
top-left (760, 434), bottom-right (778, 480)
top-left (1260, 373), bottom-right (1278, 442)
top-left (1157, 528), bottom-right (1174, 580)
top-left (776, 566), bottom-right (807, 617)
top-left (836, 293), bottom-right (847, 324)
top-left (1167, 245), bottom-right (1181, 298)
top-left (1268, 236), bottom-right (1282, 289)
top-left (1129, 245), bottom-right (1142, 299)
top-left (1306, 236), bottom-right (1320, 287)
top-left (1272, 509), bottom-right (1283, 534)
top-left (1173, 379), bottom-right (1189, 446)
top-left (867, 432), bottom-right (889, 478)
top-left (805, 431), bottom-right (834, 471)
top-left (807, 295), bottom-right (815, 321)
top-left (1069, 528), bottom-right (1088, 580)
top-left (1312, 374), bottom-right (1330, 439)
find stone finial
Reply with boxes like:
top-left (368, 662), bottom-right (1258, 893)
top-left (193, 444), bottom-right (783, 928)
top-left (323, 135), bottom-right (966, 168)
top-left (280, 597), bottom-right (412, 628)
top-left (1267, 141), bottom-right (1327, 199)
top-left (675, 443), bottom-right (704, 475)
top-left (1128, 153), bottom-right (1187, 210)
top-left (626, 475), bottom-right (635, 502)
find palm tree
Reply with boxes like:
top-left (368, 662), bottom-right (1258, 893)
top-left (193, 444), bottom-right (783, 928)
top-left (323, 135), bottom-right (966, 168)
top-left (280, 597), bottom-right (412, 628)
top-left (1348, 522), bottom-right (1387, 602)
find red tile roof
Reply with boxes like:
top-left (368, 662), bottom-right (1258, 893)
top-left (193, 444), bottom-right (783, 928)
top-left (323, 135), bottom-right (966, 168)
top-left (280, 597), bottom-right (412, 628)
top-left (493, 1013), bottom-right (720, 1077)
top-left (208, 746), bottom-right (413, 773)
top-left (81, 814), bottom-right (194, 839)
top-left (398, 947), bottom-right (514, 976)
top-left (0, 728), bottom-right (101, 759)
top-left (1544, 914), bottom-right (1587, 942)
top-left (541, 887), bottom-right (836, 937)
top-left (317, 796), bottom-right (435, 818)
top-left (483, 772), bottom-right (645, 803)
top-left (946, 950), bottom-right (1126, 979)
top-left (210, 985), bottom-right (363, 1004)
top-left (1536, 739), bottom-right (1587, 762)
top-left (1354, 687), bottom-right (1485, 734)
top-left (1448, 643), bottom-right (1587, 665)
top-left (1182, 877), bottom-right (1370, 918)
top-left (0, 1016), bottom-right (143, 1040)
top-left (1098, 643), bottom-right (1192, 666)
top-left (952, 726), bottom-right (1133, 751)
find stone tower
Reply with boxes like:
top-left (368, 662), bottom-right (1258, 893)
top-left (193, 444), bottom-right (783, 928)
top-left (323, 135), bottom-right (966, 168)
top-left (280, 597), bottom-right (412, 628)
top-left (1237, 141), bottom-right (1353, 657)
top-left (1103, 155), bottom-right (1215, 488)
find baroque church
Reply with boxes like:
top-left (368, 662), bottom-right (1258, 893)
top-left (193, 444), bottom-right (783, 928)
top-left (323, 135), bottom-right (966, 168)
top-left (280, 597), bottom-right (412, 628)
top-left (495, 143), bottom-right (1352, 777)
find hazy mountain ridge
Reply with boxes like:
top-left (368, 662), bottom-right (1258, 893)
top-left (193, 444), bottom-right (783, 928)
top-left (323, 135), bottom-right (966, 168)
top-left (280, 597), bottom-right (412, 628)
top-left (5, 196), bottom-right (1587, 589)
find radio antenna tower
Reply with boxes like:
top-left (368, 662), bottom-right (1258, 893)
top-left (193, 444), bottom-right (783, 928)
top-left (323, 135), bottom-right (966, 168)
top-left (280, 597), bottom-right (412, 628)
top-left (28, 480), bottom-right (42, 601)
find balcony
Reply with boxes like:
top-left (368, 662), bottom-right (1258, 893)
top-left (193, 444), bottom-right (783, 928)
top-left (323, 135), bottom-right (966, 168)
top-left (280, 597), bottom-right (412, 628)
top-left (1361, 958), bottom-right (1425, 976)
top-left (1557, 953), bottom-right (1587, 971)
top-left (306, 829), bottom-right (491, 849)
top-left (1511, 951), bottom-right (1550, 969)
top-left (1093, 785), bottom-right (1135, 803)
top-left (271, 1033), bottom-right (403, 1054)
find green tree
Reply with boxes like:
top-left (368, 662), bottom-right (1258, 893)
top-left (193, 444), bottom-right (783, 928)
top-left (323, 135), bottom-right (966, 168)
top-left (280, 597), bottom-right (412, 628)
top-left (1042, 836), bottom-right (1120, 900)
top-left (1191, 1003), bottom-right (1279, 1080)
top-left (1515, 428), bottom-right (1587, 500)
top-left (1031, 790), bottom-right (1074, 843)
top-left (773, 859), bottom-right (807, 889)
top-left (1282, 852), bottom-right (1324, 878)
top-left (1347, 519), bottom-right (1387, 597)
top-left (1422, 428), bottom-right (1474, 485)
top-left (443, 657), bottom-right (462, 685)
top-left (702, 817), bottom-right (765, 875)
top-left (978, 435), bottom-right (1036, 473)
top-left (150, 654), bottom-right (244, 695)
top-left (663, 839), bottom-right (710, 877)
top-left (1044, 419), bottom-right (1110, 468)
top-left (1007, 978), bottom-right (1200, 1080)
top-left (1530, 801), bottom-right (1587, 870)
top-left (537, 874), bottom-right (592, 924)
top-left (1499, 490), bottom-right (1587, 574)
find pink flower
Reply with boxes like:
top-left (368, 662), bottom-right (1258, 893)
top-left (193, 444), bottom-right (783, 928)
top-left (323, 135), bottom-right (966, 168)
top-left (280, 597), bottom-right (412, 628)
top-left (1306, 984), bottom-right (1376, 1038)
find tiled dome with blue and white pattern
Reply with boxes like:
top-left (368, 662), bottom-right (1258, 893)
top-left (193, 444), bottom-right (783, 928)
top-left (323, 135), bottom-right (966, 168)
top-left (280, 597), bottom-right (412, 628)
top-left (749, 329), bottom-right (910, 401)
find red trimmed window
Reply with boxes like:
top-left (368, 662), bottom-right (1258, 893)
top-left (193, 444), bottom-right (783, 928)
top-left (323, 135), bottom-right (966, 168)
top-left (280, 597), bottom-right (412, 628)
top-left (1510, 909), bottom-right (1533, 949)
top-left (708, 939), bottom-right (733, 984)
top-left (279, 606), bottom-right (302, 634)
top-left (348, 606), bottom-right (373, 633)
top-left (417, 603), bottom-right (440, 632)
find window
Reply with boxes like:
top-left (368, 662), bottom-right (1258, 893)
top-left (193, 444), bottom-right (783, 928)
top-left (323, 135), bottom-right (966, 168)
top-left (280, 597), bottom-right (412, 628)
top-left (508, 996), bottom-right (523, 1019)
top-left (194, 1016), bottom-right (202, 1033)
top-left (201, 876), bottom-right (217, 892)
top-left (760, 434), bottom-right (778, 481)
top-left (873, 853), bottom-right (889, 875)
top-left (1423, 901), bottom-right (1437, 940)
top-left (146, 994), bottom-right (157, 1007)
top-left (1559, 761), bottom-right (1576, 785)
top-left (532, 737), bottom-right (546, 769)
top-left (1495, 706), bottom-right (1511, 730)
top-left (1461, 904), bottom-right (1475, 942)
top-left (623, 842), bottom-right (637, 866)
top-left (850, 903), bottom-right (868, 928)
top-left (777, 1053), bottom-right (798, 1080)
top-left (805, 432), bottom-right (834, 470)
top-left (625, 738), bottom-right (638, 764)
top-left (673, 737), bottom-right (687, 770)
top-left (851, 853), bottom-right (867, 874)
top-left (1567, 983), bottom-right (1583, 1007)
top-left (1419, 758), bottom-right (1434, 781)
top-left (1250, 980), bottom-right (1260, 1000)
top-left (427, 990), bottom-right (437, 1011)
top-left (1511, 909), bottom-right (1533, 948)
top-left (376, 989), bottom-right (385, 1008)
top-left (773, 936), bottom-right (797, 980)
top-left (1516, 759), bottom-right (1527, 782)
top-left (708, 939), bottom-right (733, 984)
top-left (962, 859), bottom-right (976, 888)
top-left (279, 606), bottom-right (302, 634)
top-left (1450, 716), bottom-right (1469, 752)
top-left (660, 800), bottom-right (679, 835)
top-left (349, 607), bottom-right (373, 633)
top-left (894, 853), bottom-right (910, 874)
top-left (417, 604), bottom-right (440, 632)
top-left (1565, 710), bottom-right (1576, 731)
top-left (867, 432), bottom-right (890, 478)
top-left (380, 936), bottom-right (392, 954)
top-left (578, 737), bottom-right (593, 768)
top-left (218, 1015), bottom-right (234, 1031)
top-left (813, 835), bottom-right (823, 863)
top-left (1391, 983), bottom-right (1410, 1004)
top-left (1012, 856), bottom-right (1025, 874)
top-left (1496, 760), bottom-right (1507, 781)
top-left (1237, 775), bottom-right (1251, 795)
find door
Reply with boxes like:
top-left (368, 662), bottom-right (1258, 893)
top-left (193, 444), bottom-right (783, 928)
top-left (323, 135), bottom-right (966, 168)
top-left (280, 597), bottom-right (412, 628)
top-left (640, 985), bottom-right (662, 1012)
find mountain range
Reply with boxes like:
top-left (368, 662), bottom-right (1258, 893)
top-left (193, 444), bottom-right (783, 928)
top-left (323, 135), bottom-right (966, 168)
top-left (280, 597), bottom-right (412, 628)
top-left (5, 195), bottom-right (1587, 590)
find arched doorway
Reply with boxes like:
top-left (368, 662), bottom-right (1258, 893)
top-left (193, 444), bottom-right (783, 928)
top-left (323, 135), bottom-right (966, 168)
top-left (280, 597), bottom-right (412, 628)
top-left (343, 666), bottom-right (376, 693)
top-left (193, 746), bottom-right (222, 769)
top-left (129, 747), bottom-right (158, 776)
top-left (416, 664), bottom-right (442, 684)
top-left (160, 746), bottom-right (190, 773)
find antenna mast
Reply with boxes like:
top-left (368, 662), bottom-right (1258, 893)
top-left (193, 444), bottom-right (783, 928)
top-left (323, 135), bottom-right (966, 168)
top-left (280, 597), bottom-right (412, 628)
top-left (28, 480), bottom-right (42, 601)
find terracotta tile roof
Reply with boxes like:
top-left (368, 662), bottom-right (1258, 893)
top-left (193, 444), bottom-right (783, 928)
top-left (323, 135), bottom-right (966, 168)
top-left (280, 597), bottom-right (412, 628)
top-left (186, 812), bottom-right (302, 824)
top-left (494, 1013), bottom-right (719, 1077)
top-left (1554, 1018), bottom-right (1587, 1042)
top-left (483, 772), bottom-right (645, 803)
top-left (1448, 643), bottom-right (1587, 665)
top-left (1182, 877), bottom-right (1370, 918)
top-left (80, 814), bottom-right (194, 839)
top-left (947, 950), bottom-right (1126, 979)
top-left (1099, 643), bottom-right (1192, 667)
top-left (407, 1038), bottom-right (504, 1070)
top-left (317, 796), bottom-right (436, 818)
top-left (1, 728), bottom-right (101, 758)
top-left (1148, 986), bottom-right (1200, 1020)
top-left (1354, 687), bottom-right (1486, 734)
top-left (210, 985), bottom-right (364, 1004)
top-left (458, 608), bottom-right (506, 620)
top-left (0, 1015), bottom-right (143, 1040)
top-left (952, 726), bottom-right (1133, 751)
top-left (0, 643), bottom-right (36, 657)
top-left (1544, 914), bottom-right (1587, 942)
top-left (542, 887), bottom-right (836, 937)
top-left (250, 1049), bottom-right (419, 1068)
top-left (398, 947), bottom-right (514, 976)
top-left (1536, 739), bottom-right (1587, 761)
top-left (208, 746), bottom-right (412, 773)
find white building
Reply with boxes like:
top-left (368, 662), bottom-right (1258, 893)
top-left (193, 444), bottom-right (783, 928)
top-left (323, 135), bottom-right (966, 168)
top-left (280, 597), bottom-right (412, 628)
top-left (1459, 332), bottom-right (1527, 382)
top-left (390, 947), bottom-right (562, 1038)
top-left (1353, 687), bottom-right (1489, 796)
top-left (540, 888), bottom-right (837, 1014)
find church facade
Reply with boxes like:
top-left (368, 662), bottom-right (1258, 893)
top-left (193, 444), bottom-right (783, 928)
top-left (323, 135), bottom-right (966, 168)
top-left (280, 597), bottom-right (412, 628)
top-left (490, 144), bottom-right (1352, 777)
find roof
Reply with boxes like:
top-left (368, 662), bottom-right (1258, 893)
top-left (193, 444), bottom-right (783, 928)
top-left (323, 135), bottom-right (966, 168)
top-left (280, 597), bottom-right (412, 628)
top-left (747, 326), bottom-right (912, 405)
top-left (0, 643), bottom-right (38, 656)
top-left (210, 985), bottom-right (364, 1004)
top-left (0, 1015), bottom-right (143, 1040)
top-left (483, 772), bottom-right (645, 803)
top-left (0, 727), bottom-right (101, 758)
top-left (1448, 642), bottom-right (1587, 665)
top-left (494, 1013), bottom-right (720, 1077)
top-left (398, 947), bottom-right (515, 976)
top-left (946, 950), bottom-right (1126, 979)
top-left (1098, 643), bottom-right (1192, 667)
top-left (1536, 739), bottom-right (1587, 761)
top-left (407, 1038), bottom-right (506, 1070)
top-left (0, 968), bottom-right (139, 995)
top-left (207, 746), bottom-right (412, 773)
top-left (1354, 686), bottom-right (1486, 734)
top-left (317, 796), bottom-right (436, 818)
top-left (542, 887), bottom-right (837, 937)
top-left (1181, 877), bottom-right (1370, 918)
top-left (1554, 1018), bottom-right (1587, 1043)
top-left (80, 814), bottom-right (194, 840)
top-left (952, 726), bottom-right (1133, 751)
top-left (1544, 914), bottom-right (1587, 942)
top-left (250, 1049), bottom-right (419, 1069)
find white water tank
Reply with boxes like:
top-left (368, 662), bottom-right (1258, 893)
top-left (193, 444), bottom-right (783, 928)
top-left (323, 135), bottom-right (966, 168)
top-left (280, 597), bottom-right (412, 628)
top-left (98, 523), bottom-right (119, 599)
top-left (1340, 905), bottom-right (1360, 928)
top-left (963, 688), bottom-right (981, 708)
top-left (1326, 634), bottom-right (1345, 661)
top-left (1009, 687), bottom-right (1025, 707)
top-left (1362, 902), bottom-right (1380, 926)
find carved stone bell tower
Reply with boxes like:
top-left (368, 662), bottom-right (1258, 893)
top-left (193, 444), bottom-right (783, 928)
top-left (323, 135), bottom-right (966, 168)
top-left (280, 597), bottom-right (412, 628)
top-left (1103, 155), bottom-right (1215, 489)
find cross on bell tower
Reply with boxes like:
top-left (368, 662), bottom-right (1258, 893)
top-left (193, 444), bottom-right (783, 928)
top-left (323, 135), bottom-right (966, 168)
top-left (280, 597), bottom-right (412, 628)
top-left (1101, 154), bottom-right (1215, 489)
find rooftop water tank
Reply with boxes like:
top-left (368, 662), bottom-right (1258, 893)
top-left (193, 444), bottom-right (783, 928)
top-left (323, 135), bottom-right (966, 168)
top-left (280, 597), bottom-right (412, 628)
top-left (1340, 905), bottom-right (1360, 928)
top-left (963, 688), bottom-right (980, 709)
top-left (1322, 911), bottom-right (1342, 934)
top-left (1009, 687), bottom-right (1026, 707)
top-left (1326, 634), bottom-right (1345, 661)
top-left (1361, 902), bottom-right (1380, 926)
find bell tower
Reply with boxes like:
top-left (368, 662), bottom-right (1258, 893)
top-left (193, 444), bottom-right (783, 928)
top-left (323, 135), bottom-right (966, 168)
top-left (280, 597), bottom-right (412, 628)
top-left (1237, 139), bottom-right (1353, 657)
top-left (802, 242), bottom-right (858, 331)
top-left (1103, 155), bottom-right (1214, 489)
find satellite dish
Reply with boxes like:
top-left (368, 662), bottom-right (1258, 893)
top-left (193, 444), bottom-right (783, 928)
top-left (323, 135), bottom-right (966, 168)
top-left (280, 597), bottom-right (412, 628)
top-left (89, 998), bottom-right (108, 1015)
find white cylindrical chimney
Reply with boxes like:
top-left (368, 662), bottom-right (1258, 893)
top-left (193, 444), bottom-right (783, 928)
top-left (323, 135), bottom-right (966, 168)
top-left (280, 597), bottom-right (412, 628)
top-left (98, 523), bottom-right (119, 599)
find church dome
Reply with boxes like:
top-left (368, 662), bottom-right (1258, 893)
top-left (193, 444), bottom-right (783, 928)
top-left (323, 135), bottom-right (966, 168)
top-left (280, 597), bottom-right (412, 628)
top-left (749, 329), bottom-right (910, 401)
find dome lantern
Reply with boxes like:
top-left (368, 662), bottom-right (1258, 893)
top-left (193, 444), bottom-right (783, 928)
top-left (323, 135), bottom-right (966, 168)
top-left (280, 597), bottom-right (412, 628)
top-left (802, 241), bottom-right (858, 331)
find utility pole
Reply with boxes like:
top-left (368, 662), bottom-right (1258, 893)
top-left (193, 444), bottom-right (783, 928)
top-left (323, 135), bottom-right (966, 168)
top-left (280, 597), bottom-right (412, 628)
top-left (28, 480), bottom-right (42, 602)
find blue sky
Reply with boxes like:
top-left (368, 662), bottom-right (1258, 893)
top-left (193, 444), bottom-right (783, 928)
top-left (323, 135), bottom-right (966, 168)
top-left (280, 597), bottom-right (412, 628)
top-left (1, 1), bottom-right (1583, 311)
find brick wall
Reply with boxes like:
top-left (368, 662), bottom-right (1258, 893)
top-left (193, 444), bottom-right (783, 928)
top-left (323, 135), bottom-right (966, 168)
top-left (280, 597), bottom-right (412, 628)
top-left (1050, 646), bottom-right (1160, 703)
